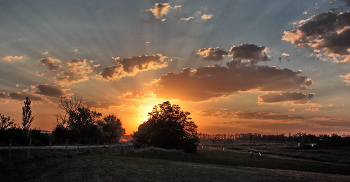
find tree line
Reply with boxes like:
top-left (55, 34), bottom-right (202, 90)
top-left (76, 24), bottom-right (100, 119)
top-left (0, 96), bottom-right (125, 146)
top-left (199, 132), bottom-right (350, 147)
top-left (0, 96), bottom-right (200, 153)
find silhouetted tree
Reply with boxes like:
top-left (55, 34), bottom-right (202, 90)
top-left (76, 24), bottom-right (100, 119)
top-left (22, 97), bottom-right (34, 130)
top-left (99, 115), bottom-right (125, 143)
top-left (133, 101), bottom-right (199, 153)
top-left (0, 113), bottom-right (17, 130)
top-left (57, 94), bottom-right (83, 125)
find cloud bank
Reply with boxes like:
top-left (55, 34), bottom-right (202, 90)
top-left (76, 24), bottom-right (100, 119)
top-left (154, 60), bottom-right (313, 102)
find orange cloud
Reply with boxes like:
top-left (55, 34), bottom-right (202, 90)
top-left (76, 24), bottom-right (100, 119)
top-left (122, 91), bottom-right (156, 102)
top-left (201, 14), bottom-right (213, 20)
top-left (100, 54), bottom-right (169, 81)
top-left (148, 3), bottom-right (171, 19)
top-left (2, 55), bottom-right (26, 61)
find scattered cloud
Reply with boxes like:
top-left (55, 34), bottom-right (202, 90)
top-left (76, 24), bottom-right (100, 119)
top-left (195, 47), bottom-right (229, 61)
top-left (199, 110), bottom-right (305, 120)
top-left (147, 3), bottom-right (171, 20)
top-left (201, 14), bottom-right (213, 20)
top-left (181, 16), bottom-right (194, 21)
top-left (40, 57), bottom-right (61, 72)
top-left (230, 44), bottom-right (269, 61)
top-left (340, 73), bottom-right (350, 83)
top-left (100, 54), bottom-right (169, 81)
top-left (122, 91), bottom-right (156, 102)
top-left (153, 60), bottom-right (313, 102)
top-left (2, 55), bottom-right (26, 61)
top-left (84, 101), bottom-right (116, 109)
top-left (283, 11), bottom-right (350, 63)
top-left (54, 59), bottom-right (93, 85)
top-left (258, 92), bottom-right (315, 104)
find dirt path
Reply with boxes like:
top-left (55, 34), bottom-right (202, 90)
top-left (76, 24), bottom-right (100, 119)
top-left (25, 154), bottom-right (350, 182)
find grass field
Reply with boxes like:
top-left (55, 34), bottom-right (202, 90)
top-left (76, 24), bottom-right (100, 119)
top-left (0, 146), bottom-right (349, 182)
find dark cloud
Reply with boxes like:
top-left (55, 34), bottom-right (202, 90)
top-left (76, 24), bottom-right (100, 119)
top-left (40, 57), bottom-right (61, 72)
top-left (259, 92), bottom-right (315, 104)
top-left (200, 110), bottom-right (305, 120)
top-left (195, 47), bottom-right (229, 61)
top-left (230, 44), bottom-right (269, 61)
top-left (7, 92), bottom-right (44, 101)
top-left (154, 60), bottom-right (313, 102)
top-left (33, 84), bottom-right (66, 98)
top-left (283, 11), bottom-right (350, 62)
top-left (100, 54), bottom-right (168, 81)
top-left (0, 92), bottom-right (9, 99)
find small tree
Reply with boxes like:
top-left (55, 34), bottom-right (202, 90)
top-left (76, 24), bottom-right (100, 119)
top-left (22, 97), bottom-right (34, 130)
top-left (0, 114), bottom-right (16, 130)
top-left (133, 101), bottom-right (199, 153)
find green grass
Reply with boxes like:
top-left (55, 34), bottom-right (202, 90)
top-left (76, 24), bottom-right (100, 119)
top-left (0, 147), bottom-right (349, 181)
top-left (124, 147), bottom-right (350, 175)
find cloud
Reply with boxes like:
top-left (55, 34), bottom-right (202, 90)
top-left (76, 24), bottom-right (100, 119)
top-left (33, 84), bottom-right (67, 98)
top-left (341, 73), bottom-right (350, 83)
top-left (258, 92), bottom-right (315, 104)
top-left (230, 44), bottom-right (269, 61)
top-left (201, 14), bottom-right (213, 20)
top-left (40, 57), bottom-right (61, 72)
top-left (147, 3), bottom-right (172, 19)
top-left (122, 91), bottom-right (156, 101)
top-left (55, 59), bottom-right (93, 85)
top-left (84, 101), bottom-right (115, 109)
top-left (195, 47), bottom-right (229, 61)
top-left (153, 60), bottom-right (313, 102)
top-left (2, 55), bottom-right (26, 61)
top-left (283, 11), bottom-right (350, 62)
top-left (199, 110), bottom-right (305, 120)
top-left (0, 91), bottom-right (46, 102)
top-left (100, 54), bottom-right (169, 81)
top-left (181, 16), bottom-right (194, 21)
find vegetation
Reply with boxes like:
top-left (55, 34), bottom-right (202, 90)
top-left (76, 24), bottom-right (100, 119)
top-left (132, 101), bottom-right (199, 153)
top-left (199, 132), bottom-right (350, 147)
top-left (22, 97), bottom-right (34, 130)
top-left (0, 147), bottom-right (349, 181)
top-left (52, 95), bottom-right (125, 144)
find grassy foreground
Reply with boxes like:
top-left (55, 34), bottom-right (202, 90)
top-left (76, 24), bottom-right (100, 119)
top-left (0, 147), bottom-right (349, 182)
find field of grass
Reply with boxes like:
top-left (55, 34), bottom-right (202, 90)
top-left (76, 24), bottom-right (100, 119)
top-left (0, 146), bottom-right (349, 182)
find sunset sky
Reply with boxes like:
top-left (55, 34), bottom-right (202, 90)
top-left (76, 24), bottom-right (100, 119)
top-left (1, 0), bottom-right (350, 135)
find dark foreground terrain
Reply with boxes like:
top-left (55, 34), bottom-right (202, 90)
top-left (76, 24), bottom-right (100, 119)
top-left (0, 147), bottom-right (349, 182)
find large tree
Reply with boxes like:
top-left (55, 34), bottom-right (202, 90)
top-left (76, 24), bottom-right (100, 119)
top-left (22, 97), bottom-right (34, 130)
top-left (99, 115), bottom-right (125, 143)
top-left (133, 101), bottom-right (199, 153)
